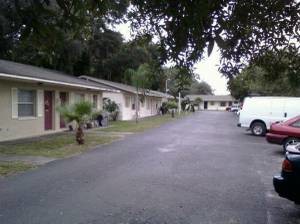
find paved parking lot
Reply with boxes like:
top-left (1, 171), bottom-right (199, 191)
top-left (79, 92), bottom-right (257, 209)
top-left (0, 111), bottom-right (299, 224)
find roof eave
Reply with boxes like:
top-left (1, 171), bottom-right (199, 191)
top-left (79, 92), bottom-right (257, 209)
top-left (0, 72), bottom-right (109, 91)
top-left (80, 75), bottom-right (167, 98)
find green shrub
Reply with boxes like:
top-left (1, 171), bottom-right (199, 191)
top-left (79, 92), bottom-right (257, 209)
top-left (57, 101), bottom-right (93, 144)
top-left (58, 101), bottom-right (93, 126)
top-left (166, 100), bottom-right (177, 110)
top-left (91, 110), bottom-right (102, 120)
top-left (103, 98), bottom-right (119, 121)
top-left (181, 98), bottom-right (190, 111)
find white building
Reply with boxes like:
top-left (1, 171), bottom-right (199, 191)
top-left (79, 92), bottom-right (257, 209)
top-left (80, 76), bottom-right (172, 120)
top-left (187, 94), bottom-right (238, 111)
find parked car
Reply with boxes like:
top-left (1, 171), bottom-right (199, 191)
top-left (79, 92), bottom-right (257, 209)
top-left (266, 116), bottom-right (300, 151)
top-left (273, 143), bottom-right (300, 204)
top-left (238, 96), bottom-right (300, 136)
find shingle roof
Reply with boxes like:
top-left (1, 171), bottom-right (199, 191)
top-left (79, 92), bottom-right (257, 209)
top-left (80, 75), bottom-right (173, 99)
top-left (187, 94), bottom-right (237, 102)
top-left (150, 90), bottom-right (173, 99)
top-left (0, 59), bottom-right (114, 91)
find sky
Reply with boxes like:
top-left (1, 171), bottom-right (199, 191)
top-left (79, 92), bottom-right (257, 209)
top-left (115, 23), bottom-right (229, 95)
top-left (194, 48), bottom-right (229, 95)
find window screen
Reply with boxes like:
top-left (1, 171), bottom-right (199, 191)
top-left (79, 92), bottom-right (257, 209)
top-left (18, 90), bottom-right (36, 117)
top-left (220, 102), bottom-right (226, 107)
top-left (93, 95), bottom-right (98, 108)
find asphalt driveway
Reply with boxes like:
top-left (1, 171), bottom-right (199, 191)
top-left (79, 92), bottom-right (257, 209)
top-left (0, 111), bottom-right (299, 224)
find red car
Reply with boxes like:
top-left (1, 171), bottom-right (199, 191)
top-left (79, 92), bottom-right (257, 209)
top-left (266, 115), bottom-right (300, 151)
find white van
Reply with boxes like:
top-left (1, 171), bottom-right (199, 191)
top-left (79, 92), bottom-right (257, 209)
top-left (238, 97), bottom-right (300, 136)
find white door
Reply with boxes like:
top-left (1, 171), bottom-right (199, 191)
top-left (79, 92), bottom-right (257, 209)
top-left (270, 99), bottom-right (286, 124)
top-left (284, 99), bottom-right (300, 119)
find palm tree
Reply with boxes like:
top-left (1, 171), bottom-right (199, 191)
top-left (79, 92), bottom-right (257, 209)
top-left (125, 63), bottom-right (152, 123)
top-left (58, 101), bottom-right (92, 144)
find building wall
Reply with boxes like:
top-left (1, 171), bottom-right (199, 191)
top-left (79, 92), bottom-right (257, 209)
top-left (0, 80), bottom-right (102, 142)
top-left (103, 92), bottom-right (124, 119)
top-left (200, 101), bottom-right (233, 111)
top-left (103, 92), bottom-right (136, 120)
top-left (140, 96), bottom-right (162, 118)
top-left (103, 92), bottom-right (163, 120)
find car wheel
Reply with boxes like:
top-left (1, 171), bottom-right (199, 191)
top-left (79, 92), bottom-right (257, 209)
top-left (283, 137), bottom-right (300, 152)
top-left (251, 122), bottom-right (266, 136)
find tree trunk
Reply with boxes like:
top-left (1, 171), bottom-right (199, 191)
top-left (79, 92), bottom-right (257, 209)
top-left (76, 126), bottom-right (84, 144)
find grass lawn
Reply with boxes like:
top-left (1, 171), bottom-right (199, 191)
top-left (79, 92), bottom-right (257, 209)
top-left (0, 133), bottom-right (120, 158)
top-left (102, 113), bottom-right (189, 133)
top-left (0, 161), bottom-right (35, 176)
top-left (0, 113), bottom-right (190, 160)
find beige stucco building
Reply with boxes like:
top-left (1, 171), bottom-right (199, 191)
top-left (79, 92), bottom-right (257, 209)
top-left (0, 60), bottom-right (113, 142)
top-left (80, 76), bottom-right (172, 120)
top-left (187, 94), bottom-right (238, 111)
top-left (0, 60), bottom-right (173, 141)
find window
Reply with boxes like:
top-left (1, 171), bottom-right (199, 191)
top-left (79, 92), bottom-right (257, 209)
top-left (220, 102), bottom-right (226, 107)
top-left (18, 89), bottom-right (36, 117)
top-left (125, 96), bottom-right (130, 108)
top-left (146, 98), bottom-right (150, 109)
top-left (141, 98), bottom-right (145, 107)
top-left (75, 93), bottom-right (85, 102)
top-left (59, 92), bottom-right (68, 106)
top-left (228, 102), bottom-right (232, 106)
top-left (210, 101), bottom-right (214, 105)
top-left (131, 96), bottom-right (137, 110)
top-left (291, 120), bottom-right (300, 128)
top-left (92, 95), bottom-right (98, 108)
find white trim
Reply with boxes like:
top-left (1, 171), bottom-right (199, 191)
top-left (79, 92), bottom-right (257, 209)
top-left (11, 87), bottom-right (18, 119)
top-left (0, 72), bottom-right (111, 91)
top-left (37, 89), bottom-right (44, 117)
top-left (17, 117), bottom-right (38, 120)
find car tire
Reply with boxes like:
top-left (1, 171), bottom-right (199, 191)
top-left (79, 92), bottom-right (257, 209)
top-left (251, 122), bottom-right (266, 136)
top-left (283, 137), bottom-right (300, 152)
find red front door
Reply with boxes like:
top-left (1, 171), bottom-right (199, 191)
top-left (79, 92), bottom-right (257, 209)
top-left (59, 92), bottom-right (68, 128)
top-left (44, 91), bottom-right (53, 130)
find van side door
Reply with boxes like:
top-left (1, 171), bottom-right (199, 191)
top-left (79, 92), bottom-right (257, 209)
top-left (284, 100), bottom-right (300, 119)
top-left (270, 99), bottom-right (286, 124)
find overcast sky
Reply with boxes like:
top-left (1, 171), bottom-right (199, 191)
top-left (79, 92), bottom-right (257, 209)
top-left (115, 23), bottom-right (229, 95)
top-left (194, 48), bottom-right (229, 95)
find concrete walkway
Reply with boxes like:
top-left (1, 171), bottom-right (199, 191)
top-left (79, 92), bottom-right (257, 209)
top-left (0, 155), bottom-right (57, 165)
